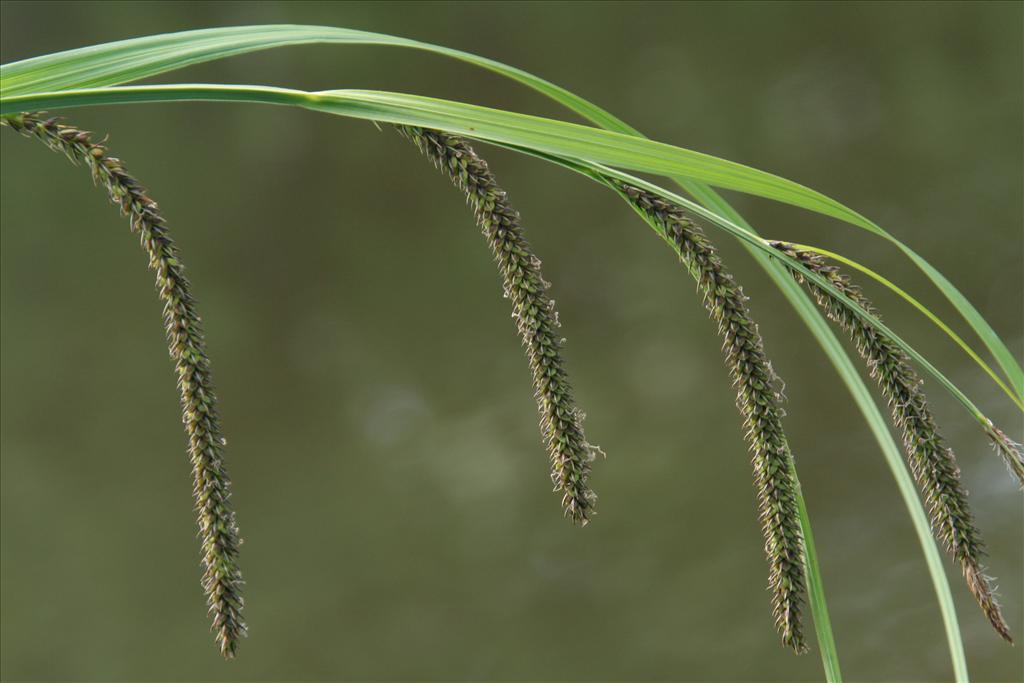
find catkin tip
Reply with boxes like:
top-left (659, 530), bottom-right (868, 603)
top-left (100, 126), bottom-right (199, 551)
top-left (987, 426), bottom-right (1024, 490)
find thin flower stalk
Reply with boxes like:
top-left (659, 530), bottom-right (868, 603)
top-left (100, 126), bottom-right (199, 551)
top-left (398, 125), bottom-right (599, 524)
top-left (616, 182), bottom-right (807, 653)
top-left (769, 240), bottom-right (1013, 643)
top-left (2, 112), bottom-right (246, 657)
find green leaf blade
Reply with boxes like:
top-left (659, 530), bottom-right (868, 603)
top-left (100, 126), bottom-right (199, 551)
top-left (3, 24), bottom-right (1017, 399)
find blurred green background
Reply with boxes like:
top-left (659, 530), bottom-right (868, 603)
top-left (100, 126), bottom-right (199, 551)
top-left (1, 2), bottom-right (1021, 681)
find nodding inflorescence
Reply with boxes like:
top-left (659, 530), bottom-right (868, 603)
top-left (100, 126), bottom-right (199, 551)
top-left (398, 125), bottom-right (600, 525)
top-left (616, 182), bottom-right (808, 654)
top-left (2, 112), bottom-right (246, 658)
top-left (769, 240), bottom-right (1014, 644)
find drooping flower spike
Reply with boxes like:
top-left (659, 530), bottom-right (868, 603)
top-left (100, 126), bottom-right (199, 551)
top-left (400, 126), bottom-right (601, 525)
top-left (617, 182), bottom-right (808, 653)
top-left (2, 113), bottom-right (246, 658)
top-left (770, 240), bottom-right (1013, 643)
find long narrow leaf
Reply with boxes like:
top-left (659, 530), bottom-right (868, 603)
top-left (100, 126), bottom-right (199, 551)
top-left (0, 85), bottom-right (880, 226)
top-left (2, 24), bottom-right (1017, 397)
top-left (3, 83), bottom-right (998, 437)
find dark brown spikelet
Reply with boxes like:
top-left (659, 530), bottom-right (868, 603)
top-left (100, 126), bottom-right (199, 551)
top-left (398, 125), bottom-right (599, 524)
top-left (616, 183), bottom-right (807, 653)
top-left (769, 240), bottom-right (1014, 643)
top-left (2, 113), bottom-right (246, 657)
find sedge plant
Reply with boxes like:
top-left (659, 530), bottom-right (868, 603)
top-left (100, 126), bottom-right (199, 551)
top-left (1, 25), bottom-right (1022, 681)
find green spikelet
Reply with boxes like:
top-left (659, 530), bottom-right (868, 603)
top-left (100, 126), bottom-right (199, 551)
top-left (616, 182), bottom-right (807, 653)
top-left (399, 125), bottom-right (600, 525)
top-left (2, 112), bottom-right (246, 658)
top-left (769, 240), bottom-right (1013, 643)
